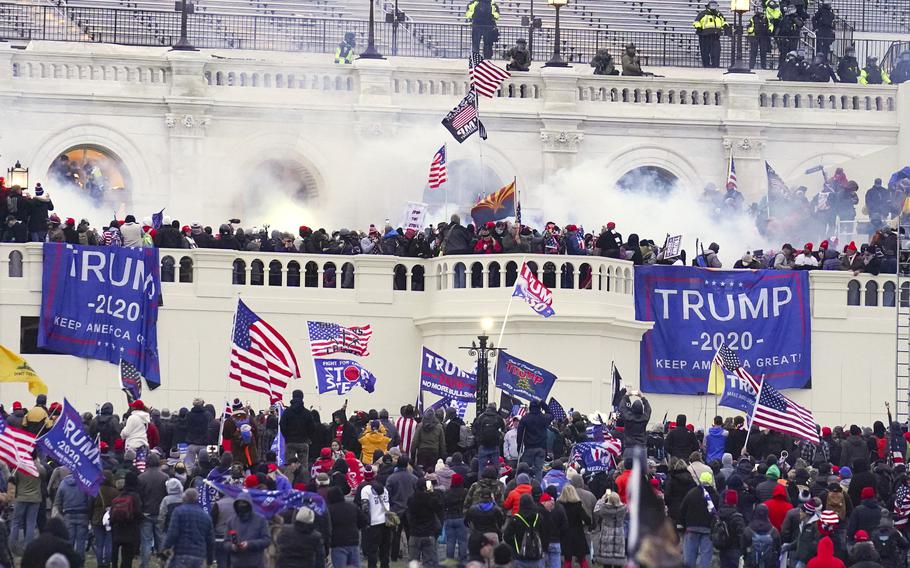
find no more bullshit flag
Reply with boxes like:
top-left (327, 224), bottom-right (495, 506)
top-left (420, 347), bottom-right (476, 401)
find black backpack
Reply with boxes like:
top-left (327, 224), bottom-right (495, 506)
top-left (514, 513), bottom-right (543, 560)
top-left (163, 501), bottom-right (181, 533)
top-left (476, 415), bottom-right (501, 447)
top-left (710, 515), bottom-right (732, 548)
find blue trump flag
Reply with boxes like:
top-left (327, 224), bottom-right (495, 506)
top-left (314, 359), bottom-right (377, 395)
top-left (634, 266), bottom-right (811, 395)
top-left (151, 208), bottom-right (165, 230)
top-left (37, 399), bottom-right (103, 496)
top-left (495, 352), bottom-right (557, 402)
top-left (206, 481), bottom-right (326, 519)
top-left (718, 374), bottom-right (759, 415)
top-left (420, 347), bottom-right (476, 402)
top-left (38, 244), bottom-right (162, 386)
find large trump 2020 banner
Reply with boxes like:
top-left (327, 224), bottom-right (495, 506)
top-left (634, 266), bottom-right (810, 394)
top-left (38, 243), bottom-right (162, 386)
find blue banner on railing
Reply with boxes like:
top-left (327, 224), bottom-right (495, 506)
top-left (634, 266), bottom-right (811, 394)
top-left (495, 352), bottom-right (557, 402)
top-left (37, 399), bottom-right (103, 496)
top-left (420, 347), bottom-right (476, 402)
top-left (38, 244), bottom-right (162, 386)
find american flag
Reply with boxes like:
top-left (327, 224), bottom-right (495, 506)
top-left (894, 484), bottom-right (910, 527)
top-left (726, 158), bottom-right (737, 191)
top-left (548, 398), bottom-right (567, 422)
top-left (511, 404), bottom-right (527, 418)
top-left (229, 300), bottom-right (301, 404)
top-left (307, 321), bottom-right (373, 357)
top-left (119, 358), bottom-right (142, 404)
top-left (0, 417), bottom-right (38, 477)
top-left (134, 446), bottom-right (148, 473)
top-left (451, 100), bottom-right (478, 130)
top-left (427, 145), bottom-right (448, 189)
top-left (766, 161), bottom-right (791, 200)
top-left (396, 414), bottom-right (417, 455)
top-left (715, 345), bottom-right (758, 388)
top-left (469, 53), bottom-right (510, 98)
top-left (752, 380), bottom-right (819, 443)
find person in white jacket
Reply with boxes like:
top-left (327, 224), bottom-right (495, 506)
top-left (121, 400), bottom-right (150, 451)
top-left (503, 419), bottom-right (520, 466)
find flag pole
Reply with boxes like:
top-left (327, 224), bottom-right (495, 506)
top-left (443, 144), bottom-right (449, 222)
top-left (741, 374), bottom-right (765, 456)
top-left (609, 360), bottom-right (615, 411)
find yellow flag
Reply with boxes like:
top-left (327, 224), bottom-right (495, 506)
top-left (0, 345), bottom-right (48, 396)
top-left (707, 357), bottom-right (725, 395)
top-left (902, 196), bottom-right (910, 217)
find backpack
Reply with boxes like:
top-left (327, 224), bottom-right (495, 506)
top-left (459, 424), bottom-right (475, 449)
top-left (514, 513), bottom-right (543, 560)
top-left (163, 501), bottom-right (181, 533)
top-left (750, 531), bottom-right (774, 568)
top-left (710, 515), bottom-right (731, 548)
top-left (477, 415), bottom-right (501, 447)
top-left (110, 494), bottom-right (139, 523)
top-left (826, 489), bottom-right (846, 520)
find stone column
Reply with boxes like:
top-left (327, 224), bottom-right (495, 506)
top-left (353, 58), bottom-right (393, 107)
top-left (540, 124), bottom-right (584, 174)
top-left (163, 107), bottom-right (210, 207)
top-left (722, 74), bottom-right (767, 204)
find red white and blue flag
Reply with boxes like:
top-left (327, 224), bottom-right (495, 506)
top-left (513, 262), bottom-right (555, 318)
top-left (427, 145), bottom-right (448, 189)
top-left (726, 158), bottom-right (737, 191)
top-left (307, 322), bottom-right (373, 357)
top-left (229, 300), bottom-right (301, 404)
top-left (0, 417), bottom-right (38, 477)
top-left (469, 53), bottom-right (511, 98)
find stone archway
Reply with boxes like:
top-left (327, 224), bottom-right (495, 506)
top-left (46, 144), bottom-right (133, 208)
top-left (615, 166), bottom-right (679, 195)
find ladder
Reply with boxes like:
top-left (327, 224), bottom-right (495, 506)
top-left (897, 219), bottom-right (910, 422)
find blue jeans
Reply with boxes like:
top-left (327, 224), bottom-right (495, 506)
top-left (140, 515), bottom-right (162, 568)
top-left (445, 518), bottom-right (467, 561)
top-left (10, 501), bottom-right (39, 551)
top-left (719, 549), bottom-right (741, 568)
top-left (477, 446), bottom-right (500, 477)
top-left (64, 514), bottom-right (89, 560)
top-left (521, 447), bottom-right (546, 482)
top-left (169, 555), bottom-right (206, 568)
top-left (683, 531), bottom-right (713, 568)
top-left (547, 542), bottom-right (562, 568)
top-left (94, 525), bottom-right (112, 566)
top-left (513, 560), bottom-right (544, 568)
top-left (331, 545), bottom-right (361, 568)
top-left (29, 231), bottom-right (46, 243)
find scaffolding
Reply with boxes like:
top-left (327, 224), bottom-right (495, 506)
top-left (897, 222), bottom-right (910, 422)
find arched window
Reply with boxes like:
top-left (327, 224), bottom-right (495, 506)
top-left (471, 262), bottom-right (484, 289)
top-left (526, 261), bottom-right (539, 279)
top-left (393, 264), bottom-right (407, 291)
top-left (47, 145), bottom-right (132, 205)
top-left (847, 280), bottom-right (861, 306)
top-left (453, 262), bottom-right (466, 289)
top-left (560, 262), bottom-right (574, 289)
top-left (488, 262), bottom-right (501, 288)
top-left (232, 259), bottom-right (246, 285)
top-left (411, 265), bottom-right (425, 291)
top-left (542, 262), bottom-right (557, 289)
top-left (901, 282), bottom-right (910, 308)
top-left (287, 261), bottom-right (301, 287)
top-left (579, 263), bottom-right (592, 290)
top-left (323, 262), bottom-right (337, 289)
top-left (160, 256), bottom-right (175, 283)
top-left (250, 260), bottom-right (264, 286)
top-left (864, 280), bottom-right (879, 306)
top-left (505, 261), bottom-right (518, 287)
top-left (8, 250), bottom-right (23, 278)
top-left (884, 281), bottom-right (896, 307)
top-left (268, 260), bottom-right (283, 287)
top-left (178, 256), bottom-right (193, 283)
top-left (341, 262), bottom-right (355, 289)
top-left (436, 265), bottom-right (443, 291)
top-left (304, 261), bottom-right (319, 288)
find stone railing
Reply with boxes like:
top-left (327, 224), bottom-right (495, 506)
top-left (9, 50), bottom-right (169, 84)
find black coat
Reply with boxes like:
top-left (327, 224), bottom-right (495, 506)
top-left (26, 198), bottom-right (54, 232)
top-left (1, 220), bottom-right (27, 243)
top-left (281, 401), bottom-right (315, 444)
top-left (665, 468), bottom-right (697, 523)
top-left (560, 501), bottom-right (592, 557)
top-left (327, 500), bottom-right (367, 547)
top-left (156, 226), bottom-right (185, 249)
top-left (846, 499), bottom-right (883, 541)
top-left (726, 428), bottom-right (748, 457)
top-left (406, 489), bottom-right (442, 537)
top-left (275, 522), bottom-right (325, 568)
top-left (665, 427), bottom-right (699, 460)
top-left (185, 406), bottom-right (210, 446)
top-left (21, 530), bottom-right (81, 568)
top-left (717, 504), bottom-right (746, 550)
top-left (445, 417), bottom-right (465, 455)
top-left (517, 407), bottom-right (552, 450)
top-left (618, 396), bottom-right (651, 447)
top-left (678, 486), bottom-right (718, 530)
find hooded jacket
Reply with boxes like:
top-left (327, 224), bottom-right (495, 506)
top-left (742, 504), bottom-right (781, 567)
top-left (328, 488), bottom-right (367, 547)
top-left (841, 434), bottom-right (870, 468)
top-left (465, 500), bottom-right (506, 535)
top-left (158, 478), bottom-right (185, 532)
top-left (665, 415), bottom-right (699, 459)
top-left (224, 495), bottom-right (271, 568)
top-left (705, 426), bottom-right (728, 462)
top-left (407, 485), bottom-right (443, 537)
top-left (806, 536), bottom-right (846, 568)
top-left (411, 410), bottom-right (446, 460)
top-left (53, 475), bottom-right (92, 515)
top-left (618, 395), bottom-right (651, 447)
top-left (185, 405), bottom-right (210, 446)
top-left (763, 484), bottom-right (793, 532)
top-left (280, 398), bottom-right (315, 444)
top-left (138, 454), bottom-right (170, 515)
top-left (276, 518), bottom-right (325, 567)
top-left (464, 475), bottom-right (505, 513)
top-left (90, 403), bottom-right (120, 447)
top-left (358, 428), bottom-right (391, 464)
top-left (21, 518), bottom-right (81, 568)
top-left (517, 401), bottom-right (552, 450)
top-left (121, 409), bottom-right (150, 450)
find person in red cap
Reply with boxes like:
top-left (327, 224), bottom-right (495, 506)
top-left (794, 242), bottom-right (819, 269)
top-left (847, 530), bottom-right (881, 565)
top-left (596, 223), bottom-right (622, 258)
top-left (442, 473), bottom-right (468, 564)
top-left (473, 222), bottom-right (502, 254)
top-left (847, 486), bottom-right (884, 544)
top-left (121, 400), bottom-right (151, 452)
top-left (842, 240), bottom-right (864, 273)
top-left (716, 489), bottom-right (746, 568)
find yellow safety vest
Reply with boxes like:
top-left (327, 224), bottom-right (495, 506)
top-left (693, 11), bottom-right (727, 31)
top-left (465, 1), bottom-right (500, 21)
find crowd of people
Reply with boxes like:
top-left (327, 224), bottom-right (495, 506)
top-left (2, 388), bottom-right (910, 568)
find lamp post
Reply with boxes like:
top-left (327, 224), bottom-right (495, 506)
top-left (172, 0), bottom-right (197, 51)
top-left (544, 0), bottom-right (569, 67)
top-left (460, 318), bottom-right (504, 417)
top-left (360, 0), bottom-right (385, 59)
top-left (7, 161), bottom-right (28, 189)
top-left (727, 0), bottom-right (752, 73)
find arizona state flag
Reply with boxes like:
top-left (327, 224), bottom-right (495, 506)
top-left (0, 345), bottom-right (48, 396)
top-left (471, 180), bottom-right (516, 224)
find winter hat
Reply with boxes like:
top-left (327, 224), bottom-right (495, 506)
top-left (822, 426), bottom-right (831, 437)
top-left (244, 475), bottom-right (259, 489)
top-left (295, 507), bottom-right (315, 524)
top-left (799, 489), bottom-right (812, 503)
top-left (766, 464), bottom-right (781, 480)
top-left (846, 241), bottom-right (858, 252)
top-left (232, 398), bottom-right (243, 412)
top-left (370, 420), bottom-right (381, 431)
top-left (801, 500), bottom-right (817, 514)
top-left (840, 466), bottom-right (852, 479)
top-left (607, 222), bottom-right (616, 229)
top-left (516, 473), bottom-right (531, 485)
top-left (854, 529), bottom-right (870, 542)
top-left (160, 408), bottom-right (171, 419)
top-left (880, 510), bottom-right (894, 528)
top-left (699, 471), bottom-right (714, 486)
top-left (363, 466), bottom-right (376, 481)
top-left (818, 510), bottom-right (839, 526)
top-left (451, 473), bottom-right (464, 487)
top-left (861, 487), bottom-right (875, 500)
top-left (724, 489), bottom-right (738, 506)
top-left (316, 473), bottom-right (331, 486)
top-left (320, 448), bottom-right (332, 458)
top-left (11, 401), bottom-right (21, 411)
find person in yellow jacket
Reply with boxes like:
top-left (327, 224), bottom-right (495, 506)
top-left (334, 32), bottom-right (356, 64)
top-left (860, 56), bottom-right (892, 85)
top-left (358, 420), bottom-right (391, 464)
top-left (693, 1), bottom-right (729, 68)
top-left (765, 0), bottom-right (782, 29)
top-left (466, 0), bottom-right (500, 58)
top-left (23, 394), bottom-right (50, 435)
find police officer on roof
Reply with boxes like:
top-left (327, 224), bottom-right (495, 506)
top-left (590, 49), bottom-right (620, 75)
top-left (892, 51), bottom-right (910, 84)
top-left (693, 1), bottom-right (729, 68)
top-left (860, 55), bottom-right (891, 85)
top-left (837, 45), bottom-right (861, 83)
top-left (807, 53), bottom-right (837, 82)
top-left (747, 3), bottom-right (774, 70)
top-left (812, 0), bottom-right (836, 57)
top-left (504, 38), bottom-right (530, 71)
top-left (778, 50), bottom-right (809, 81)
top-left (334, 32), bottom-right (356, 64)
top-left (775, 3), bottom-right (803, 66)
top-left (466, 0), bottom-right (500, 59)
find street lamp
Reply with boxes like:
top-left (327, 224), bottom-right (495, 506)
top-left (460, 318), bottom-right (504, 416)
top-left (172, 0), bottom-right (197, 51)
top-left (727, 0), bottom-right (752, 73)
top-left (385, 0), bottom-right (405, 55)
top-left (7, 161), bottom-right (28, 189)
top-left (359, 0), bottom-right (385, 59)
top-left (544, 0), bottom-right (570, 67)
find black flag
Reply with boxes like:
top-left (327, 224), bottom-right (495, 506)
top-left (441, 91), bottom-right (481, 143)
top-left (611, 365), bottom-right (624, 409)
